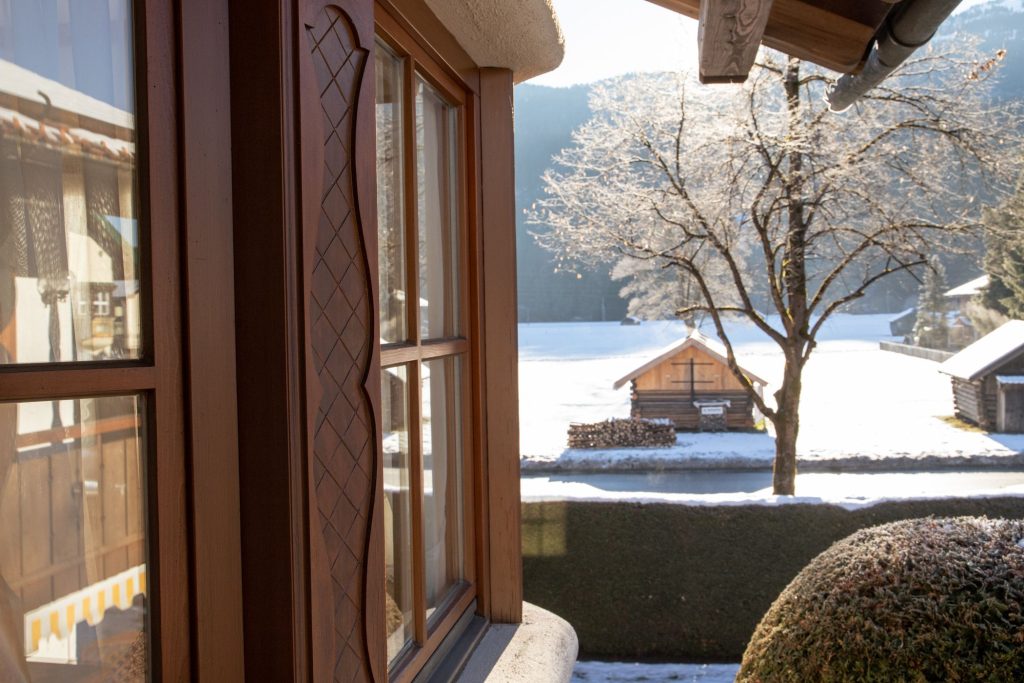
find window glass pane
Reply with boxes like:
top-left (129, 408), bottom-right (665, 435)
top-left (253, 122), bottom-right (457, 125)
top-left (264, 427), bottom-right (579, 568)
top-left (421, 356), bottom-right (464, 618)
top-left (0, 1), bottom-right (142, 364)
top-left (382, 365), bottom-right (413, 664)
top-left (375, 42), bottom-right (407, 345)
top-left (0, 395), bottom-right (148, 681)
top-left (415, 78), bottom-right (459, 340)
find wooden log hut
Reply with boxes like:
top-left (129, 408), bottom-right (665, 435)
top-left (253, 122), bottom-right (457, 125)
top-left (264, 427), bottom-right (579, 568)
top-left (613, 330), bottom-right (767, 431)
top-left (939, 320), bottom-right (1024, 433)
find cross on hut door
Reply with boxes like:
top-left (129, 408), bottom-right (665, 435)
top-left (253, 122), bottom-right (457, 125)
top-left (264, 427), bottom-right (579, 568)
top-left (671, 357), bottom-right (714, 401)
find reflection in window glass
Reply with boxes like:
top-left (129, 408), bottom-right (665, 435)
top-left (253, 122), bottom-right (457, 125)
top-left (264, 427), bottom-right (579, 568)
top-left (376, 42), bottom-right (407, 344)
top-left (415, 78), bottom-right (459, 340)
top-left (421, 356), bottom-right (464, 620)
top-left (0, 395), bottom-right (148, 681)
top-left (0, 1), bottom-right (141, 365)
top-left (382, 365), bottom-right (413, 664)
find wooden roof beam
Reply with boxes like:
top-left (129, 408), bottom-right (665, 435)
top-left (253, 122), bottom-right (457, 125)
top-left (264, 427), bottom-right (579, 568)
top-left (698, 0), bottom-right (776, 84)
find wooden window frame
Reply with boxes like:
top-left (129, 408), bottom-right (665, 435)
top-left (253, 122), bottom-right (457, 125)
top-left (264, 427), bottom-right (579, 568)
top-left (375, 11), bottom-right (479, 681)
top-left (0, 0), bottom-right (191, 678)
top-left (0, 1), bottom-right (246, 680)
top-left (373, 0), bottom-right (527, 673)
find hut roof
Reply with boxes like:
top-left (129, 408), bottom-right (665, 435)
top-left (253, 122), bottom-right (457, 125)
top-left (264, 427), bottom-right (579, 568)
top-left (612, 329), bottom-right (767, 390)
top-left (0, 58), bottom-right (134, 130)
top-left (889, 308), bottom-right (915, 323)
top-left (939, 320), bottom-right (1024, 381)
top-left (944, 274), bottom-right (989, 299)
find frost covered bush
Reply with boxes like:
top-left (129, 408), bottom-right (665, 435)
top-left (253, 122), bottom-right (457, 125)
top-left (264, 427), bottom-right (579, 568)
top-left (739, 517), bottom-right (1024, 682)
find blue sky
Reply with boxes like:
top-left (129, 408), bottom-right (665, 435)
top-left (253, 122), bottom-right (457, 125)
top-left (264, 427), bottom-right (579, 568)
top-left (528, 0), bottom-right (999, 88)
top-left (528, 0), bottom-right (697, 87)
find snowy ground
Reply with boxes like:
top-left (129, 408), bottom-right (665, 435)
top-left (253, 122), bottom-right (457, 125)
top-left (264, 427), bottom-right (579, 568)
top-left (572, 661), bottom-right (739, 683)
top-left (519, 315), bottom-right (1024, 471)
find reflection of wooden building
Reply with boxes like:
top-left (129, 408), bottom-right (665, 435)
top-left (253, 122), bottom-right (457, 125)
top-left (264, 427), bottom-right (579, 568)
top-left (613, 331), bottom-right (766, 430)
top-left (940, 320), bottom-right (1024, 433)
top-left (0, 58), bottom-right (141, 363)
top-left (4, 402), bottom-right (146, 666)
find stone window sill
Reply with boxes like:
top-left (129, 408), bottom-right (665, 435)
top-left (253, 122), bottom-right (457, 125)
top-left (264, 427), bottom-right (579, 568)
top-left (455, 602), bottom-right (578, 682)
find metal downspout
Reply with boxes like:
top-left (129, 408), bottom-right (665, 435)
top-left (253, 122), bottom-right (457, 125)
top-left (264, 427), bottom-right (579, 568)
top-left (826, 0), bottom-right (964, 112)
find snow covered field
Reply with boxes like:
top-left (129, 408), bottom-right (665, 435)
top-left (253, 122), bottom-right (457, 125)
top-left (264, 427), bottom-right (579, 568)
top-left (572, 661), bottom-right (739, 683)
top-left (519, 315), bottom-right (1024, 470)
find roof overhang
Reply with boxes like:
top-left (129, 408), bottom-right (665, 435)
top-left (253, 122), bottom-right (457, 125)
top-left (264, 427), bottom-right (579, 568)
top-left (945, 275), bottom-right (990, 299)
top-left (424, 0), bottom-right (565, 84)
top-left (646, 0), bottom-right (893, 82)
top-left (647, 0), bottom-right (966, 109)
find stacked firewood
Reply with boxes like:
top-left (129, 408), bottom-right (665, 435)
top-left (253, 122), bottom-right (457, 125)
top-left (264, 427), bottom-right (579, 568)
top-left (567, 418), bottom-right (676, 449)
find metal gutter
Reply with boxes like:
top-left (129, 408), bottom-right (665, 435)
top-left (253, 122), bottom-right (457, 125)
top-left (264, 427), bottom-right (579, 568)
top-left (826, 0), bottom-right (964, 112)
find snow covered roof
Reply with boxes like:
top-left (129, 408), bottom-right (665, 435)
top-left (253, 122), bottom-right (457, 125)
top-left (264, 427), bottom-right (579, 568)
top-left (944, 275), bottom-right (989, 299)
top-left (939, 320), bottom-right (1024, 381)
top-left (0, 60), bottom-right (135, 165)
top-left (0, 59), bottom-right (134, 130)
top-left (888, 308), bottom-right (915, 322)
top-left (612, 329), bottom-right (767, 390)
top-left (996, 375), bottom-right (1024, 386)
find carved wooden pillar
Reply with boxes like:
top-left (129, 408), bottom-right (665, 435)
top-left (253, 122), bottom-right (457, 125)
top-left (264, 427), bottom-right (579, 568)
top-left (299, 2), bottom-right (383, 681)
top-left (230, 0), bottom-right (380, 679)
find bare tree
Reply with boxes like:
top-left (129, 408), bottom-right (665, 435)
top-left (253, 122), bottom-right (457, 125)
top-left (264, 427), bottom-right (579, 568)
top-left (531, 44), bottom-right (1020, 494)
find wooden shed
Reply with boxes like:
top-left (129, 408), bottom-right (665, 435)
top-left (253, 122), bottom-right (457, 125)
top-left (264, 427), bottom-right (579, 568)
top-left (939, 320), bottom-right (1024, 433)
top-left (613, 331), bottom-right (767, 431)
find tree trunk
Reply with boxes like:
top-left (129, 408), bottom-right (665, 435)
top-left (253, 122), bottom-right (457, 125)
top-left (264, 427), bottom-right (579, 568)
top-left (771, 58), bottom-right (810, 496)
top-left (772, 360), bottom-right (803, 495)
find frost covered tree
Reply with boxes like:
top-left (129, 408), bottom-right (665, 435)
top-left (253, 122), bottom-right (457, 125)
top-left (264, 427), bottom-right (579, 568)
top-left (913, 257), bottom-right (949, 349)
top-left (611, 253), bottom-right (735, 326)
top-left (531, 45), bottom-right (1019, 495)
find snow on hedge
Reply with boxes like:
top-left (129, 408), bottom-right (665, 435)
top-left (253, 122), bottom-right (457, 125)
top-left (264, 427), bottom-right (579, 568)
top-left (520, 475), bottom-right (1024, 510)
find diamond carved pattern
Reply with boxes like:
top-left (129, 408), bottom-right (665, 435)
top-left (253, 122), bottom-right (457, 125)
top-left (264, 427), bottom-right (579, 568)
top-left (306, 7), bottom-right (372, 683)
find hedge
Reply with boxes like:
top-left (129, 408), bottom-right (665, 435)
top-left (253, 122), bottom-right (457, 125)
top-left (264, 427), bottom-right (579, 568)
top-left (521, 498), bottom-right (1024, 661)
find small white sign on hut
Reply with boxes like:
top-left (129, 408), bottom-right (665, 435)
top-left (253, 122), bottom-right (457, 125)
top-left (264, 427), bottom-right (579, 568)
top-left (613, 330), bottom-right (766, 431)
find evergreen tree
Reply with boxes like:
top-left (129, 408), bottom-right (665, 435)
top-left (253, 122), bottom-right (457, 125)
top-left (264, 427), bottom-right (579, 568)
top-left (981, 197), bottom-right (1024, 320)
top-left (914, 258), bottom-right (949, 349)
